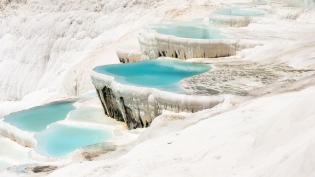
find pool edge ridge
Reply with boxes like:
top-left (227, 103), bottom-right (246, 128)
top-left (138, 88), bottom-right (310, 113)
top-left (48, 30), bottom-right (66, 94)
top-left (0, 121), bottom-right (36, 148)
top-left (209, 14), bottom-right (251, 27)
top-left (138, 28), bottom-right (238, 60)
top-left (91, 70), bottom-right (224, 129)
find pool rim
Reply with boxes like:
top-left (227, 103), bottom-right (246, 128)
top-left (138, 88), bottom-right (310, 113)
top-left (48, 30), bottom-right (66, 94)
top-left (93, 58), bottom-right (211, 93)
top-left (91, 57), bottom-right (214, 92)
top-left (149, 23), bottom-right (225, 40)
top-left (90, 60), bottom-right (224, 129)
top-left (214, 7), bottom-right (266, 17)
top-left (3, 98), bottom-right (78, 119)
top-left (91, 58), bottom-right (223, 102)
top-left (140, 23), bottom-right (237, 43)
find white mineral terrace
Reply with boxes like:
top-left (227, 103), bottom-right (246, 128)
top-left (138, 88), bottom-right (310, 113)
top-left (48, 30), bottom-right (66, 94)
top-left (138, 27), bottom-right (238, 59)
top-left (209, 14), bottom-right (252, 27)
top-left (208, 7), bottom-right (266, 27)
top-left (116, 47), bottom-right (145, 63)
top-left (91, 70), bottom-right (223, 129)
top-left (1, 0), bottom-right (315, 176)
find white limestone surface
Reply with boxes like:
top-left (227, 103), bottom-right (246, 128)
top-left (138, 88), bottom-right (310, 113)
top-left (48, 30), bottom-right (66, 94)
top-left (91, 70), bottom-right (223, 128)
top-left (0, 136), bottom-right (32, 171)
top-left (209, 14), bottom-right (251, 27)
top-left (19, 84), bottom-right (315, 177)
top-left (116, 47), bottom-right (146, 63)
top-left (138, 28), bottom-right (238, 59)
top-left (0, 121), bottom-right (36, 148)
top-left (1, 0), bottom-right (315, 176)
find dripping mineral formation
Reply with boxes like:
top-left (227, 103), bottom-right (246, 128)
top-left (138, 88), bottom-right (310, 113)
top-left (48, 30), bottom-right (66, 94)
top-left (91, 60), bottom-right (223, 129)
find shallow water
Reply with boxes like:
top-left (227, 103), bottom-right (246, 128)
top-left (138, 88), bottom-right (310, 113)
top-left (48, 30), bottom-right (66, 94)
top-left (94, 60), bottom-right (210, 92)
top-left (4, 102), bottom-right (75, 132)
top-left (67, 107), bottom-right (108, 124)
top-left (36, 123), bottom-right (111, 157)
top-left (216, 7), bottom-right (265, 17)
top-left (153, 24), bottom-right (223, 39)
top-left (3, 99), bottom-right (113, 157)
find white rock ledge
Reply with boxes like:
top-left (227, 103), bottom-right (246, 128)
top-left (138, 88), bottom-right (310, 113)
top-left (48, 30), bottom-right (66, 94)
top-left (0, 121), bottom-right (36, 148)
top-left (209, 14), bottom-right (251, 27)
top-left (138, 29), bottom-right (238, 60)
top-left (91, 71), bottom-right (223, 129)
top-left (116, 48), bottom-right (146, 63)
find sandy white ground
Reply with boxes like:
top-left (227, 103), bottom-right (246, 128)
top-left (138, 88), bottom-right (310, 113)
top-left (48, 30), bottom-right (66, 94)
top-left (1, 0), bottom-right (315, 176)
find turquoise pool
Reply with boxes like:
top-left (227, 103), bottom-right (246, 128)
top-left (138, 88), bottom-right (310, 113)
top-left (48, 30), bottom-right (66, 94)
top-left (215, 7), bottom-right (265, 17)
top-left (153, 24), bottom-right (223, 39)
top-left (4, 101), bottom-right (112, 157)
top-left (93, 60), bottom-right (210, 92)
top-left (4, 102), bottom-right (75, 132)
top-left (36, 123), bottom-right (111, 157)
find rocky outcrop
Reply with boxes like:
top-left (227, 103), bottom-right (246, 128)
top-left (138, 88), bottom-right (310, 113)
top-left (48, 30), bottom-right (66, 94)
top-left (138, 29), bottom-right (237, 60)
top-left (91, 71), bottom-right (223, 129)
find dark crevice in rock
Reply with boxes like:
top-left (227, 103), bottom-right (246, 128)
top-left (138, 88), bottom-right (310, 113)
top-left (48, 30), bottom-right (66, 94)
top-left (96, 88), bottom-right (107, 115)
top-left (99, 86), bottom-right (145, 129)
top-left (174, 51), bottom-right (178, 58)
top-left (119, 57), bottom-right (129, 63)
top-left (92, 75), bottom-right (222, 129)
top-left (119, 97), bottom-right (142, 129)
top-left (102, 86), bottom-right (124, 122)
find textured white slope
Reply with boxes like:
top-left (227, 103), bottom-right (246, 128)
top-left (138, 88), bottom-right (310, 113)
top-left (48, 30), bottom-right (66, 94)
top-left (0, 0), bottom-right (236, 114)
top-left (0, 0), bottom-right (170, 101)
top-left (0, 136), bottom-right (31, 171)
top-left (0, 0), bottom-right (315, 176)
top-left (38, 86), bottom-right (315, 177)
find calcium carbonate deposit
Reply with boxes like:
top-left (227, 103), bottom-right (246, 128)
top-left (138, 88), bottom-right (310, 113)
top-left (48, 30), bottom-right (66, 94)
top-left (1, 0), bottom-right (315, 177)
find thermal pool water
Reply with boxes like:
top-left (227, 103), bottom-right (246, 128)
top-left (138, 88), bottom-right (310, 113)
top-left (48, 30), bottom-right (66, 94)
top-left (93, 60), bottom-right (210, 93)
top-left (3, 101), bottom-right (112, 157)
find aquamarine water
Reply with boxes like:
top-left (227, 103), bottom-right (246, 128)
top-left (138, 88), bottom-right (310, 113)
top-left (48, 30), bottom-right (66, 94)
top-left (216, 7), bottom-right (265, 17)
top-left (94, 60), bottom-right (210, 92)
top-left (36, 123), bottom-right (111, 157)
top-left (153, 25), bottom-right (223, 39)
top-left (4, 102), bottom-right (75, 132)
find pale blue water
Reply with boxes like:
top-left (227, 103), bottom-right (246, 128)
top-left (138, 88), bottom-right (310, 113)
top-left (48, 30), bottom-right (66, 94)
top-left (36, 123), bottom-right (111, 157)
top-left (153, 24), bottom-right (223, 39)
top-left (4, 101), bottom-right (112, 157)
top-left (215, 7), bottom-right (265, 17)
top-left (4, 102), bottom-right (75, 132)
top-left (94, 60), bottom-right (210, 92)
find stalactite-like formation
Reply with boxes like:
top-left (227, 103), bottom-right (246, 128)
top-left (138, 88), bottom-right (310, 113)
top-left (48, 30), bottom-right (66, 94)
top-left (138, 30), bottom-right (237, 60)
top-left (91, 72), bottom-right (223, 129)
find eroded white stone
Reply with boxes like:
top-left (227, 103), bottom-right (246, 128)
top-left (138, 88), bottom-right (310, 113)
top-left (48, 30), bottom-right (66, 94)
top-left (138, 29), bottom-right (237, 59)
top-left (91, 71), bottom-right (223, 129)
